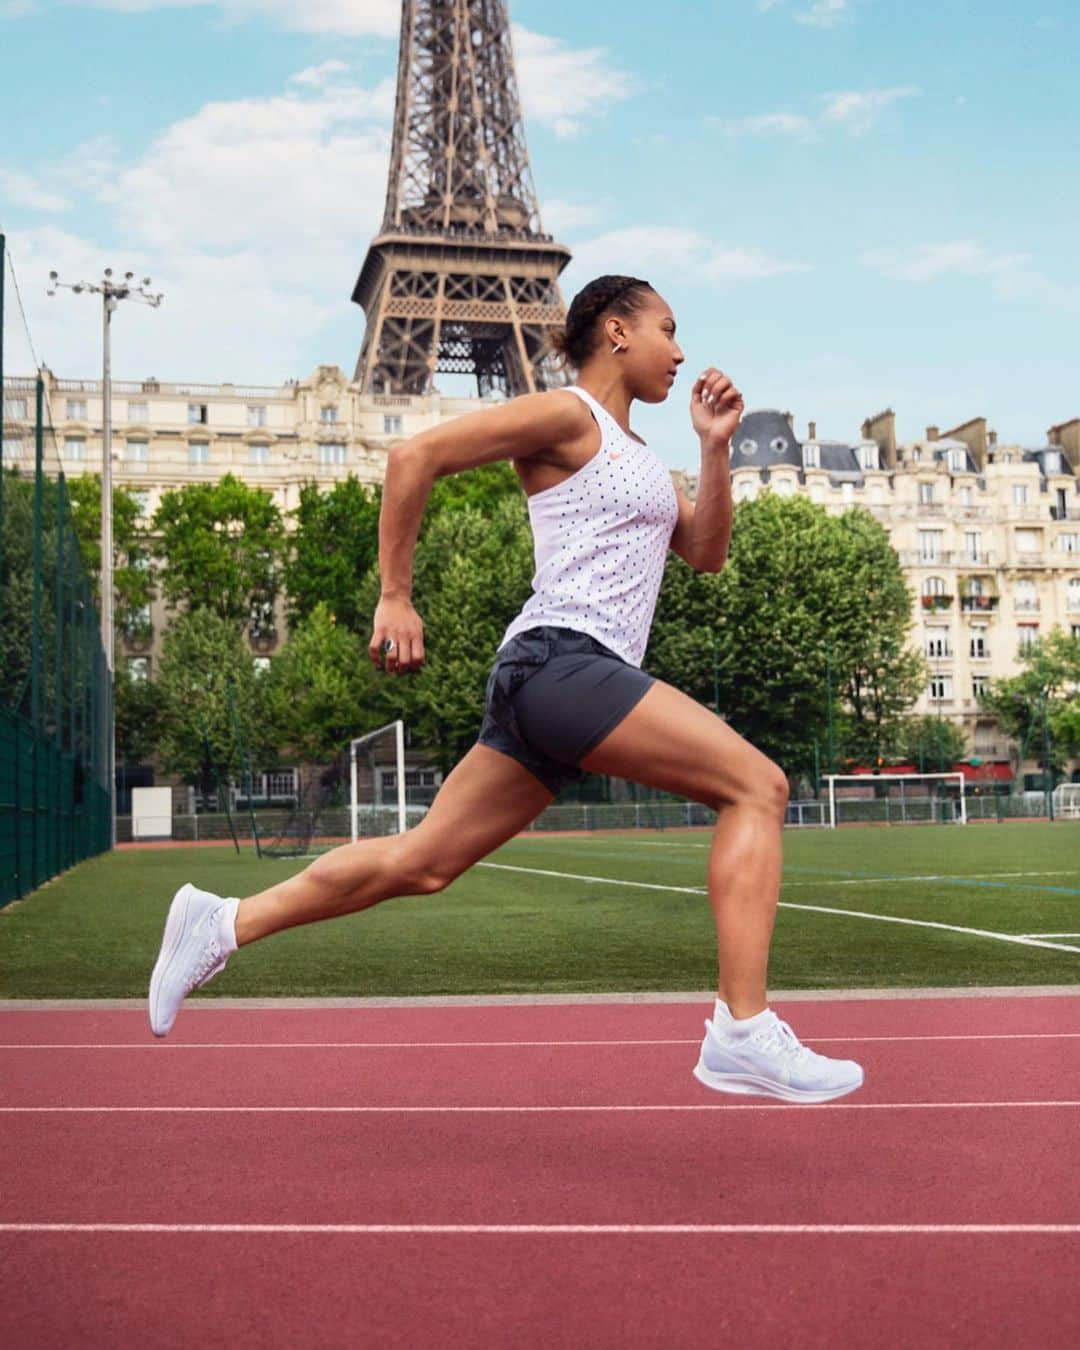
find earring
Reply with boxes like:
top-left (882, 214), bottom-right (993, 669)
top-left (612, 342), bottom-right (625, 354)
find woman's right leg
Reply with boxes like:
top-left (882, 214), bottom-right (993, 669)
top-left (234, 745), bottom-right (553, 946)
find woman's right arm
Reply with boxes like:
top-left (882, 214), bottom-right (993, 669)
top-left (369, 389), bottom-right (588, 673)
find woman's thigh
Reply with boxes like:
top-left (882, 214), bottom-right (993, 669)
top-left (402, 743), bottom-right (553, 879)
top-left (579, 679), bottom-right (787, 811)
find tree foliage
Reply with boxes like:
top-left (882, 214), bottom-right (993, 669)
top-left (284, 477), bottom-right (381, 634)
top-left (154, 608), bottom-right (269, 790)
top-left (896, 714), bottom-right (969, 771)
top-left (152, 474), bottom-right (284, 626)
top-left (980, 628), bottom-right (1080, 775)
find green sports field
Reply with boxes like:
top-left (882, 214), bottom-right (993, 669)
top-left (1, 822), bottom-right (1079, 999)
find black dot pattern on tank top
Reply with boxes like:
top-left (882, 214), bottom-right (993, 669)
top-left (502, 386), bottom-right (679, 667)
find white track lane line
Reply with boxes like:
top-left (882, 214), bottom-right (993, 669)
top-left (4, 1033), bottom-right (1080, 1049)
top-left (3, 1101), bottom-right (1079, 1113)
top-left (479, 862), bottom-right (1080, 955)
top-left (2, 1223), bottom-right (1079, 1235)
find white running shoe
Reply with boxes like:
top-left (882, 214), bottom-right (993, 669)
top-left (148, 884), bottom-right (238, 1038)
top-left (693, 1009), bottom-right (864, 1104)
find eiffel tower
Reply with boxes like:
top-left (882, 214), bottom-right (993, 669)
top-left (351, 0), bottom-right (572, 397)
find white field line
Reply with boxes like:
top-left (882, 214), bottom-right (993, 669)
top-left (3, 1101), bottom-right (1079, 1114)
top-left (479, 863), bottom-right (1080, 956)
top-left (4, 1033), bottom-right (1080, 1050)
top-left (2, 1222), bottom-right (1079, 1236)
top-left (1019, 934), bottom-right (1080, 940)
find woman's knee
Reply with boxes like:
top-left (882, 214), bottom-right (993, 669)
top-left (390, 837), bottom-right (457, 896)
top-left (712, 758), bottom-right (789, 819)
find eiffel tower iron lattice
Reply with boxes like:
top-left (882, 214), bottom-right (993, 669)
top-left (351, 0), bottom-right (572, 398)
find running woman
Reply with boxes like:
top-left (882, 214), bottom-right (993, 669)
top-left (149, 275), bottom-right (864, 1103)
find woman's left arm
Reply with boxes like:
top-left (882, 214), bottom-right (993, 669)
top-left (670, 368), bottom-right (744, 573)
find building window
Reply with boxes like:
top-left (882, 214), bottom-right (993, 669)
top-left (926, 628), bottom-right (951, 659)
top-left (1, 437), bottom-right (25, 465)
top-left (66, 399), bottom-right (88, 420)
top-left (129, 656), bottom-right (151, 682)
top-left (1044, 451), bottom-right (1063, 474)
top-left (1016, 529), bottom-right (1040, 555)
top-left (1058, 533), bottom-right (1078, 553)
top-left (188, 403), bottom-right (208, 425)
top-left (320, 406), bottom-right (338, 424)
top-left (775, 477), bottom-right (795, 497)
top-left (964, 531), bottom-right (981, 561)
top-left (918, 530), bottom-right (942, 562)
top-left (383, 415), bottom-right (404, 436)
top-left (65, 437), bottom-right (87, 461)
top-left (248, 444), bottom-right (270, 467)
top-left (1014, 579), bottom-right (1038, 612)
top-left (1017, 623), bottom-right (1039, 653)
top-left (972, 675), bottom-right (989, 699)
top-left (959, 486), bottom-right (974, 506)
top-left (841, 482), bottom-right (854, 504)
top-left (970, 632), bottom-right (989, 660)
top-left (5, 396), bottom-right (28, 420)
top-left (127, 440), bottom-right (149, 464)
top-left (949, 448), bottom-right (967, 473)
top-left (803, 445), bottom-right (819, 469)
top-left (923, 576), bottom-right (947, 598)
top-left (858, 446), bottom-right (878, 472)
top-left (127, 401), bottom-right (149, 423)
top-left (247, 405), bottom-right (267, 428)
top-left (130, 490), bottom-right (151, 518)
top-left (318, 442), bottom-right (347, 466)
top-left (928, 675), bottom-right (952, 702)
top-left (1012, 484), bottom-right (1028, 506)
top-left (1072, 624), bottom-right (1080, 641)
top-left (188, 442), bottom-right (210, 465)
top-left (918, 482), bottom-right (935, 505)
top-left (1068, 578), bottom-right (1080, 613)
top-left (739, 438), bottom-right (759, 457)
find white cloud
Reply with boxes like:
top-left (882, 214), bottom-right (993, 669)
top-left (290, 59), bottom-right (351, 88)
top-left (796, 0), bottom-right (850, 28)
top-left (567, 226), bottom-right (809, 287)
top-left (542, 199), bottom-right (604, 234)
top-left (862, 241), bottom-right (1031, 283)
top-left (0, 169), bottom-right (70, 213)
top-left (511, 26), bottom-right (633, 139)
top-left (713, 112), bottom-right (817, 141)
top-left (819, 86), bottom-right (920, 134)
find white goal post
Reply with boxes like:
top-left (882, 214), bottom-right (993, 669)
top-left (824, 772), bottom-right (967, 829)
top-left (1053, 783), bottom-right (1080, 819)
top-left (350, 720), bottom-right (407, 843)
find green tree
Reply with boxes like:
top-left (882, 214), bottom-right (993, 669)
top-left (284, 477), bottom-right (381, 634)
top-left (152, 474), bottom-right (284, 627)
top-left (646, 495), bottom-right (925, 775)
top-left (155, 608), bottom-right (268, 792)
top-left (424, 460), bottom-right (522, 523)
top-left (980, 628), bottom-right (1080, 779)
top-left (65, 474), bottom-right (156, 642)
top-left (114, 654), bottom-right (163, 765)
top-left (897, 714), bottom-right (968, 771)
top-left (265, 603), bottom-right (382, 762)
top-left (376, 498), bottom-right (535, 769)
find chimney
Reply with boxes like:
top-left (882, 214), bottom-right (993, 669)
top-left (939, 417), bottom-right (988, 470)
top-left (860, 408), bottom-right (896, 468)
top-left (925, 425), bottom-right (939, 442)
top-left (808, 420), bottom-right (817, 441)
top-left (988, 430), bottom-right (997, 447)
top-left (783, 410), bottom-right (794, 431)
top-left (1048, 417), bottom-right (1080, 470)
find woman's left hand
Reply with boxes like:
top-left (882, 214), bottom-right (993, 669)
top-left (691, 368), bottom-right (744, 451)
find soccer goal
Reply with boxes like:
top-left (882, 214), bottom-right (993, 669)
top-left (1053, 783), bottom-right (1080, 819)
top-left (824, 773), bottom-right (967, 829)
top-left (350, 720), bottom-right (408, 842)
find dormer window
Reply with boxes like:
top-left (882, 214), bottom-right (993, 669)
top-left (739, 438), bottom-right (759, 457)
top-left (769, 436), bottom-right (789, 454)
top-left (859, 445), bottom-right (878, 472)
top-left (803, 445), bottom-right (820, 469)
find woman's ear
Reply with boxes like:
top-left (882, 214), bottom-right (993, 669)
top-left (604, 315), bottom-right (628, 352)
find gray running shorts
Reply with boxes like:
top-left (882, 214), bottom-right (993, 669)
top-left (477, 626), bottom-right (655, 795)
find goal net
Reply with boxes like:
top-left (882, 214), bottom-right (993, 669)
top-left (825, 773), bottom-right (967, 829)
top-left (350, 720), bottom-right (409, 841)
top-left (1053, 783), bottom-right (1080, 819)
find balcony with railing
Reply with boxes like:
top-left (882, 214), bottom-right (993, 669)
top-left (1013, 598), bottom-right (1041, 613)
top-left (901, 551), bottom-right (955, 567)
top-left (960, 593), bottom-right (999, 613)
top-left (920, 594), bottom-right (954, 613)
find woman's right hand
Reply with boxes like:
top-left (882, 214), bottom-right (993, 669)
top-left (369, 594), bottom-right (426, 674)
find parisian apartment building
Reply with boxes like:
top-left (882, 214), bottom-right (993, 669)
top-left (3, 369), bottom-right (1079, 780)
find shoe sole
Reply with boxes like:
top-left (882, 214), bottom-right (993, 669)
top-left (148, 883), bottom-right (196, 1038)
top-left (693, 1060), bottom-right (865, 1104)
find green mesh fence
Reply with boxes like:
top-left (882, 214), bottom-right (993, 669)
top-left (1, 233), bottom-right (112, 906)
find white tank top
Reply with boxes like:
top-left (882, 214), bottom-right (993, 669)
top-left (501, 385), bottom-right (680, 667)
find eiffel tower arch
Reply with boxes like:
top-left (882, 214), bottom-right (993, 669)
top-left (351, 0), bottom-right (572, 398)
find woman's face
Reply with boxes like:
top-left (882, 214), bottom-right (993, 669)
top-left (616, 292), bottom-right (685, 404)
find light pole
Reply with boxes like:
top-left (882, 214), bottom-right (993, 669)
top-left (47, 267), bottom-right (163, 845)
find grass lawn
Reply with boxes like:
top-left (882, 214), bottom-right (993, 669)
top-left (1, 822), bottom-right (1079, 998)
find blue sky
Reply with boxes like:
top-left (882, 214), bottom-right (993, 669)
top-left (1, 0), bottom-right (1078, 468)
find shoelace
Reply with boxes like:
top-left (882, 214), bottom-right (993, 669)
top-left (185, 929), bottom-right (225, 992)
top-left (751, 1016), bottom-right (817, 1064)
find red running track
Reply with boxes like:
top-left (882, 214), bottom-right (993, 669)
top-left (1, 995), bottom-right (1078, 1349)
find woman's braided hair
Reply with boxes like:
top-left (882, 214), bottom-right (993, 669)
top-left (548, 275), bottom-right (654, 369)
